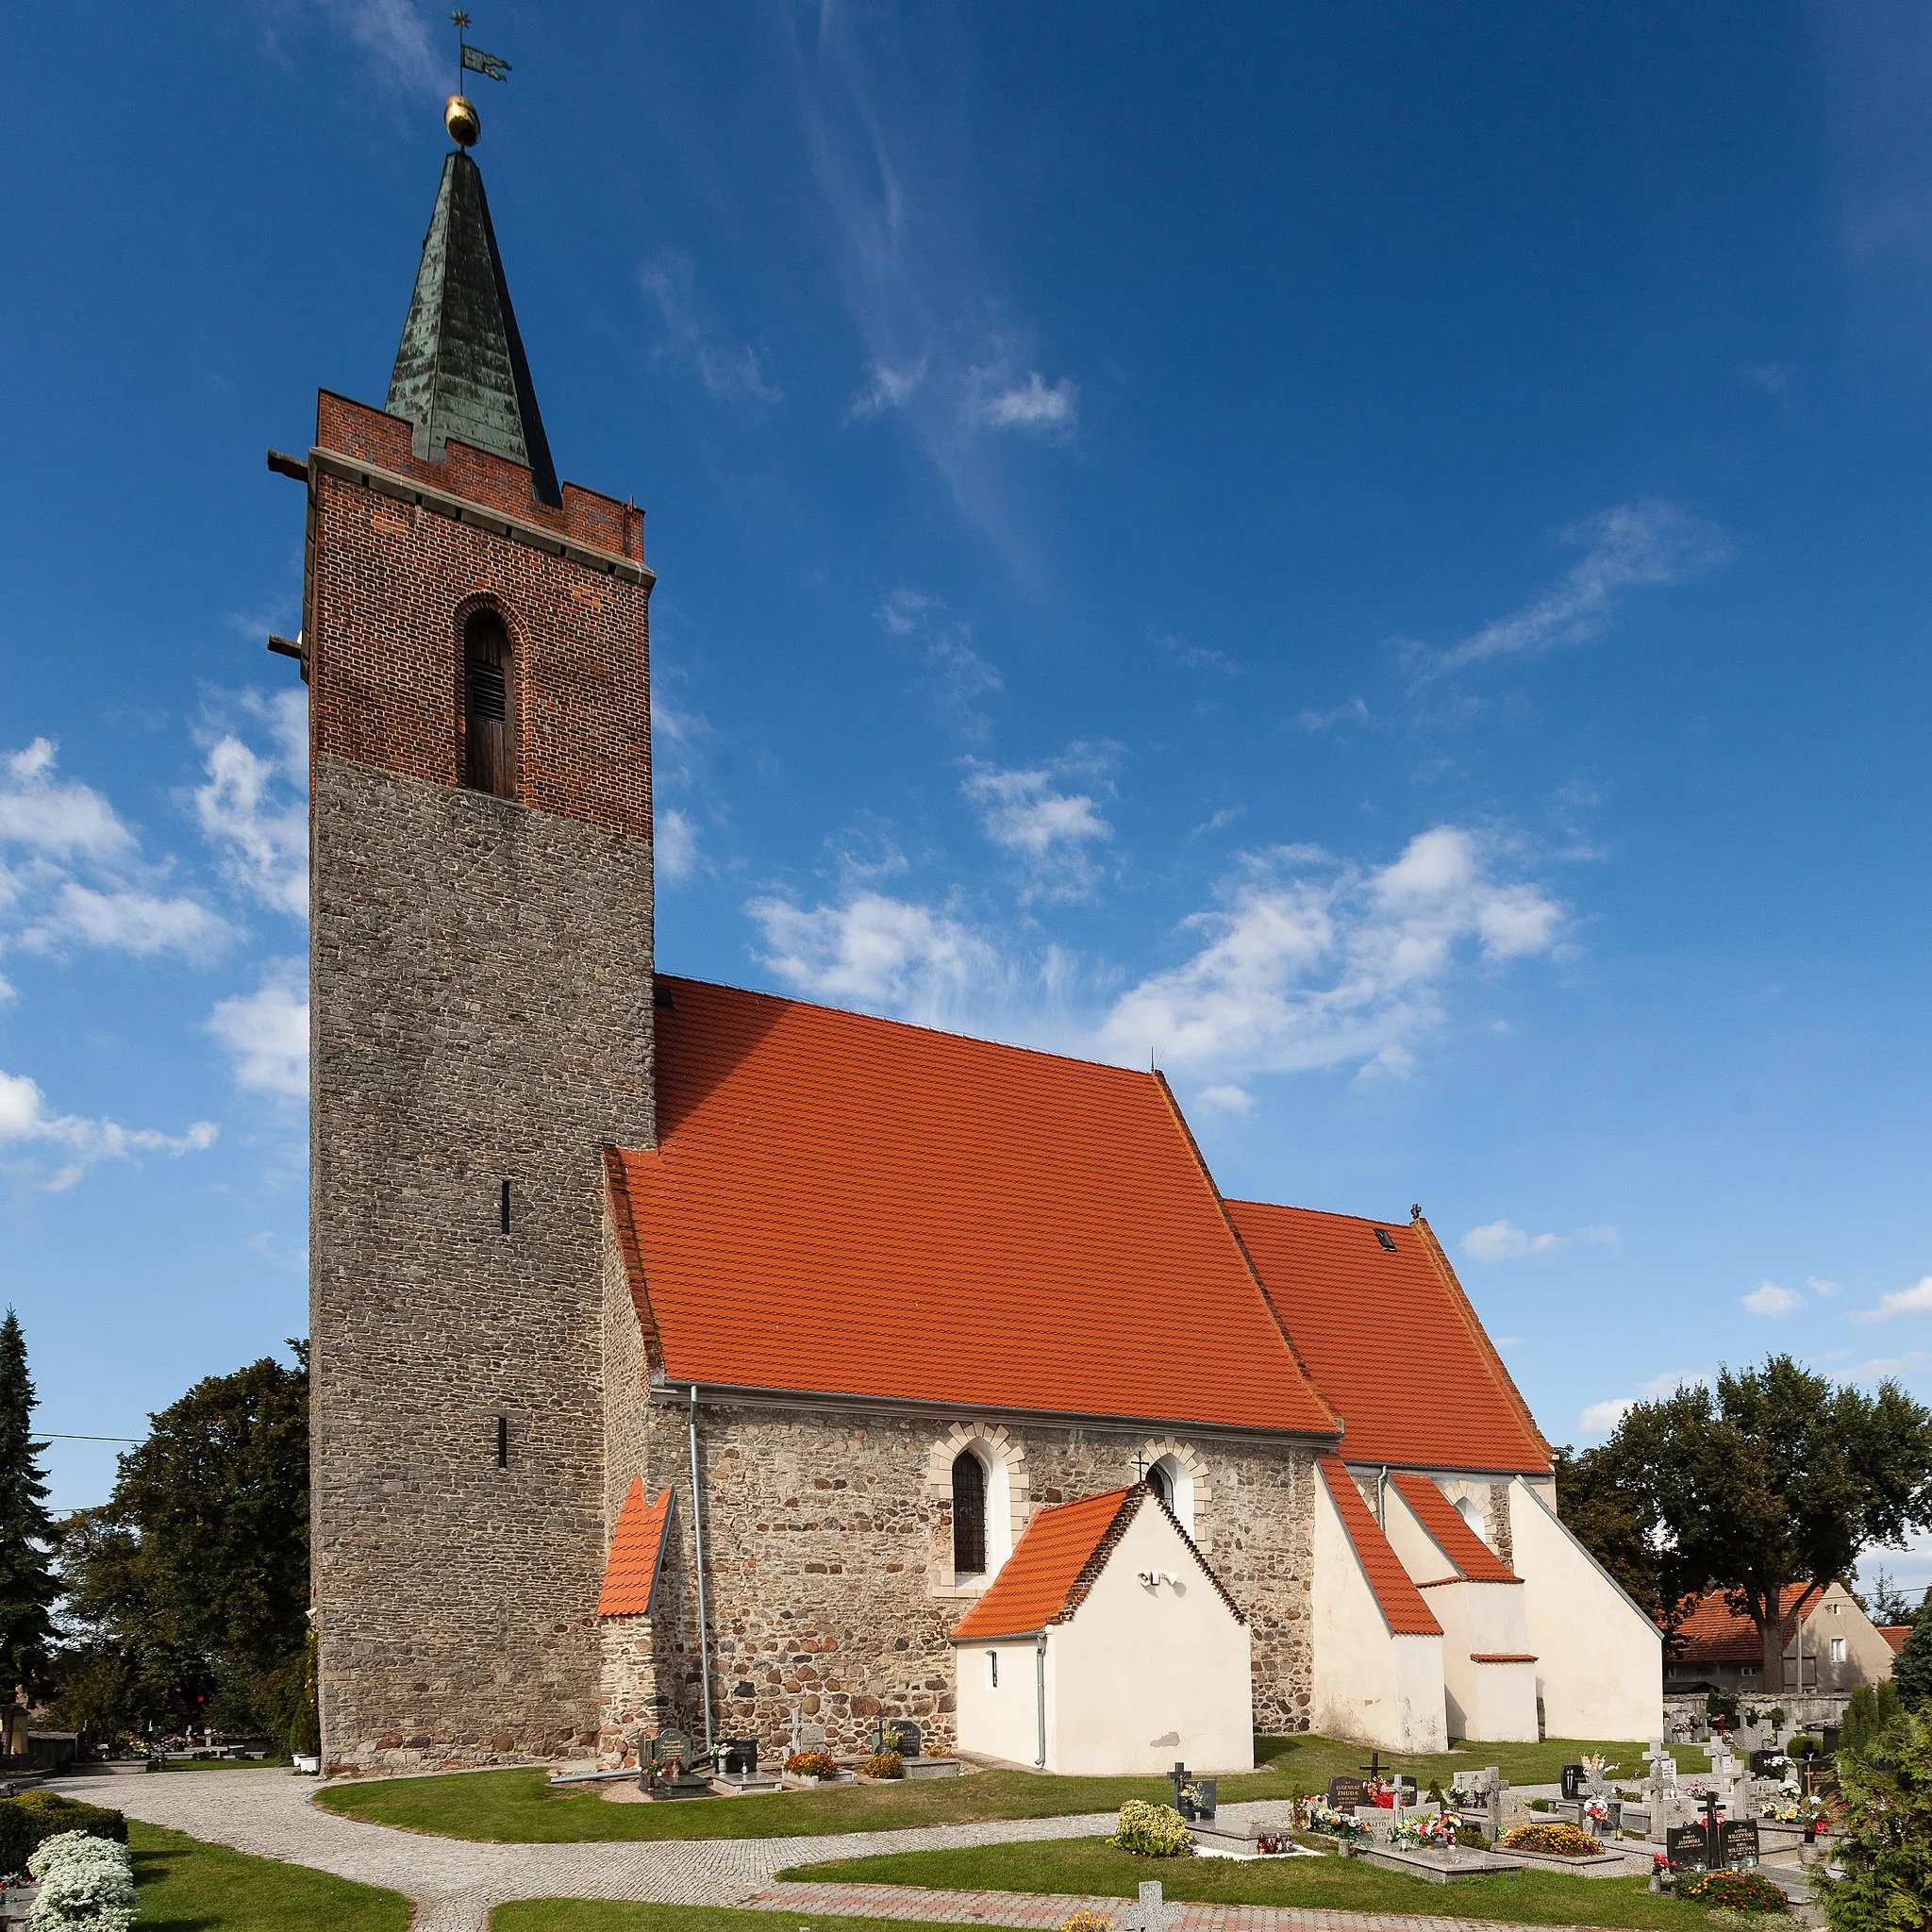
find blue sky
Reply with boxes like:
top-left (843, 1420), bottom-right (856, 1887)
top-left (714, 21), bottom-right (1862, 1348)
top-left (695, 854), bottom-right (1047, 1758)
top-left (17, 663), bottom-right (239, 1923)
top-left (4, 3), bottom-right (1931, 1591)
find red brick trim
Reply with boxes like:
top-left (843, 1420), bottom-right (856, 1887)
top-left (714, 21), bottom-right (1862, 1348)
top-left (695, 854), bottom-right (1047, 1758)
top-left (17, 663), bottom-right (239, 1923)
top-left (1471, 1652), bottom-right (1538, 1663)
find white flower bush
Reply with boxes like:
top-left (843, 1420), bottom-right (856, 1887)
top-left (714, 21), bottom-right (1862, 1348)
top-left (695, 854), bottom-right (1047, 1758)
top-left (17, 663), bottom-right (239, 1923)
top-left (24, 1830), bottom-right (138, 1932)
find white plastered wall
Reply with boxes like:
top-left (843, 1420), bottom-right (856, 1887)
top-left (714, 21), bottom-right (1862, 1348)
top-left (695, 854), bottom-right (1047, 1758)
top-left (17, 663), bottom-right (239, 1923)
top-left (1424, 1576), bottom-right (1539, 1741)
top-left (1507, 1476), bottom-right (1661, 1740)
top-left (1036, 1503), bottom-right (1254, 1774)
top-left (953, 1639), bottom-right (1041, 1768)
top-left (1311, 1473), bottom-right (1447, 1752)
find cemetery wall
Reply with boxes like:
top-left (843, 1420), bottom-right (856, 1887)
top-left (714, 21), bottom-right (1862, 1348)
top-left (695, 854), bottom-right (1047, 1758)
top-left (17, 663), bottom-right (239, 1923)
top-left (598, 1387), bottom-right (1320, 1759)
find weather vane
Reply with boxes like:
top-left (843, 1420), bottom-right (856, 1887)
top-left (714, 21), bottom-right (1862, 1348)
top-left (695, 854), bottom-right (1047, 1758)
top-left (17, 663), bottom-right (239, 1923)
top-left (444, 10), bottom-right (511, 151)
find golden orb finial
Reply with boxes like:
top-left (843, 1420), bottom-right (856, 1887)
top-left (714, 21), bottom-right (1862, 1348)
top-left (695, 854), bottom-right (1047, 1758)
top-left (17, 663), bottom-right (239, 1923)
top-left (445, 92), bottom-right (481, 148)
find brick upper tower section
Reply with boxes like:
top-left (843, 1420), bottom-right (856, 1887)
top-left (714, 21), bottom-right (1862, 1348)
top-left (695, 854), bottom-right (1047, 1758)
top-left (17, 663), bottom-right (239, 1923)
top-left (306, 391), bottom-right (653, 839)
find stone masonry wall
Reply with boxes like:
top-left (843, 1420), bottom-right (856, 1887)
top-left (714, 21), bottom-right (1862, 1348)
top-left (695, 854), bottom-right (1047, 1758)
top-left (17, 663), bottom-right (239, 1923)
top-left (596, 1386), bottom-right (1319, 1766)
top-left (311, 756), bottom-right (654, 1777)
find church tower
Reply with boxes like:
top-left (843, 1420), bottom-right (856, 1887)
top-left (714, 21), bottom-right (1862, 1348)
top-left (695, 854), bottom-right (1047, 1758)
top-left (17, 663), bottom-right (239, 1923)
top-left (286, 125), bottom-right (656, 1773)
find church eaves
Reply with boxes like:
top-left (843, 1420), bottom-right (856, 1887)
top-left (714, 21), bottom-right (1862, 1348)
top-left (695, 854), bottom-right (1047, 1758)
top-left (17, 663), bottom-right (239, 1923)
top-left (386, 150), bottom-right (561, 507)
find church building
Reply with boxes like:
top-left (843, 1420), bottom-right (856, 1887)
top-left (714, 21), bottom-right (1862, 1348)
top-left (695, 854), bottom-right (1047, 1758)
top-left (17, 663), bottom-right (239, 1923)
top-left (281, 116), bottom-right (1658, 1779)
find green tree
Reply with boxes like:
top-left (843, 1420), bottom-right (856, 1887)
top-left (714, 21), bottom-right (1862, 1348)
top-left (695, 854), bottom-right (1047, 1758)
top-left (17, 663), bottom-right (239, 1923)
top-left (54, 1345), bottom-right (308, 1739)
top-left (1552, 1441), bottom-right (1669, 1622)
top-left (1816, 1704), bottom-right (1932, 1932)
top-left (0, 1312), bottom-right (58, 1726)
top-left (1602, 1356), bottom-right (1932, 1689)
top-left (1857, 1566), bottom-right (1917, 1625)
top-left (1896, 1598), bottom-right (1932, 1714)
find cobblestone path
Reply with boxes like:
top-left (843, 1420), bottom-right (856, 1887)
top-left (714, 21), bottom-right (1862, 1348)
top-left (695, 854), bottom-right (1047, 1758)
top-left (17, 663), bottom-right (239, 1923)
top-left (46, 1770), bottom-right (1663, 1932)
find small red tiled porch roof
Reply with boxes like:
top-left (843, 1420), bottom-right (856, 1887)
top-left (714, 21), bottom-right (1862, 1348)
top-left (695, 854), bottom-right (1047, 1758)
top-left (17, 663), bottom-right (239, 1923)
top-left (1670, 1584), bottom-right (1822, 1662)
top-left (1318, 1456), bottom-right (1441, 1637)
top-left (1227, 1200), bottom-right (1551, 1474)
top-left (598, 1477), bottom-right (675, 1617)
top-left (1881, 1625), bottom-right (1912, 1655)
top-left (1390, 1471), bottom-right (1519, 1584)
top-left (607, 977), bottom-right (1340, 1437)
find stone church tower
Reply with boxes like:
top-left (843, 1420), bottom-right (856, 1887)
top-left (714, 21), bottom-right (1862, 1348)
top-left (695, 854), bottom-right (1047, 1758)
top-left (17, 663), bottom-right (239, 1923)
top-left (290, 141), bottom-right (658, 1770)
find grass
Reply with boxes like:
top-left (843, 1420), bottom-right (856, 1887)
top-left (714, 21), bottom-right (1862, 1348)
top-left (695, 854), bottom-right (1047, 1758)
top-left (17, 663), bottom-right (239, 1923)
top-left (492, 1908), bottom-right (984, 1932)
top-left (128, 1818), bottom-right (411, 1930)
top-left (777, 1836), bottom-right (1716, 1931)
top-left (315, 1736), bottom-right (1651, 1843)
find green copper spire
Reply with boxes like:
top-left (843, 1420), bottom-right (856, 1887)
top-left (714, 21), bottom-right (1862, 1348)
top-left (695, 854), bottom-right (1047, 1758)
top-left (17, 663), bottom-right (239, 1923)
top-left (386, 150), bottom-right (561, 507)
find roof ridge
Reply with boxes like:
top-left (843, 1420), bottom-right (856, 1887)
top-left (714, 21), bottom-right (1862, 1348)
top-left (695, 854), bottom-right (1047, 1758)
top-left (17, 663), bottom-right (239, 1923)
top-left (653, 971), bottom-right (1183, 1085)
top-left (1050, 1487), bottom-right (1144, 1626)
top-left (1409, 1214), bottom-right (1552, 1467)
top-left (1150, 1073), bottom-right (1343, 1441)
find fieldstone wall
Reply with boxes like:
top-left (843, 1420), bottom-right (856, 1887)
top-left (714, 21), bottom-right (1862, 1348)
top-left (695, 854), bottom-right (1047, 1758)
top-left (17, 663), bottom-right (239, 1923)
top-left (598, 1388), bottom-right (1320, 1764)
top-left (311, 756), bottom-right (655, 1777)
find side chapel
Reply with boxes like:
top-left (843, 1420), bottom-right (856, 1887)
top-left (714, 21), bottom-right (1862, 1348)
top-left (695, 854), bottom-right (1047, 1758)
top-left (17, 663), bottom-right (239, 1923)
top-left (286, 119), bottom-right (1659, 1779)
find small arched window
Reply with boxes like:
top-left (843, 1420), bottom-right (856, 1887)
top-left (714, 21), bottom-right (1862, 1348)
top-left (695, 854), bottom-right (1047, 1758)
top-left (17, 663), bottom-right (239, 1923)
top-left (1147, 1464), bottom-right (1172, 1508)
top-left (1146, 1453), bottom-right (1194, 1534)
top-left (462, 610), bottom-right (518, 799)
top-left (952, 1448), bottom-right (987, 1577)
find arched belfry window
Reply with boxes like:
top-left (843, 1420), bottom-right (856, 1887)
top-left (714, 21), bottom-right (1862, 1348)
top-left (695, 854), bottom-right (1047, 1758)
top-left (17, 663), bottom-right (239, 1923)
top-left (1147, 1463), bottom-right (1172, 1509)
top-left (462, 610), bottom-right (518, 799)
top-left (952, 1448), bottom-right (987, 1577)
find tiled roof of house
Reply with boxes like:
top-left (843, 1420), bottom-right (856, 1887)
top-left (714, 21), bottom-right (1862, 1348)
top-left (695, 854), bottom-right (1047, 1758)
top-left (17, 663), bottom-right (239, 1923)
top-left (608, 977), bottom-right (1340, 1437)
top-left (1670, 1585), bottom-right (1822, 1662)
top-left (1881, 1624), bottom-right (1912, 1655)
top-left (1390, 1472), bottom-right (1519, 1584)
top-left (950, 1488), bottom-right (1141, 1641)
top-left (1317, 1456), bottom-right (1441, 1637)
top-left (1226, 1201), bottom-right (1551, 1474)
top-left (598, 1477), bottom-right (674, 1617)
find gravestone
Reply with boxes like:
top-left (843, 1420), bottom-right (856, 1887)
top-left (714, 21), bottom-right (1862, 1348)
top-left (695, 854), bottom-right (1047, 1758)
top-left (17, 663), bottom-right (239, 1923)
top-left (1749, 1749), bottom-right (1781, 1776)
top-left (1560, 1763), bottom-right (1588, 1800)
top-left (1120, 1880), bottom-right (1182, 1932)
top-left (1719, 1820), bottom-right (1760, 1871)
top-left (1327, 1774), bottom-right (1366, 1809)
top-left (1169, 1761), bottom-right (1217, 1821)
top-left (720, 1738), bottom-right (758, 1775)
top-left (651, 1728), bottom-right (691, 1773)
top-left (1667, 1823), bottom-right (1711, 1874)
top-left (875, 1718), bottom-right (923, 1758)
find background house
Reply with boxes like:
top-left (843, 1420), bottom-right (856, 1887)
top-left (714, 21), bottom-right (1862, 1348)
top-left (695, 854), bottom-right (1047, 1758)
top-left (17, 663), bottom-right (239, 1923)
top-left (1666, 1581), bottom-right (1898, 1694)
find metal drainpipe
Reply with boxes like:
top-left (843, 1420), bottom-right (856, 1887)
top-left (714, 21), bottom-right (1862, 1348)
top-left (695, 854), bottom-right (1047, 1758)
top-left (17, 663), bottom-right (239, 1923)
top-left (1034, 1632), bottom-right (1048, 1769)
top-left (1376, 1465), bottom-right (1390, 1526)
top-left (689, 1386), bottom-right (715, 1757)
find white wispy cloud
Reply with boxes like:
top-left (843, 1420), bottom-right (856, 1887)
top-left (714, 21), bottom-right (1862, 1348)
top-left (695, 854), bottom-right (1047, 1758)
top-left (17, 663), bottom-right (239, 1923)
top-left (1295, 698), bottom-right (1371, 731)
top-left (1856, 1276), bottom-right (1932, 1323)
top-left (1462, 1220), bottom-right (1619, 1263)
top-left (1579, 1369), bottom-right (1709, 1440)
top-left (1424, 500), bottom-right (1728, 675)
top-left (1195, 1083), bottom-right (1255, 1114)
top-left (874, 592), bottom-right (1003, 740)
top-left (959, 749), bottom-right (1115, 902)
top-left (973, 368), bottom-right (1078, 436)
top-left (1, 740), bottom-right (234, 966)
top-left (640, 253), bottom-right (782, 405)
top-left (311, 0), bottom-right (441, 92)
top-left (1742, 1279), bottom-right (1806, 1317)
top-left (846, 359), bottom-right (928, 422)
top-left (1101, 826), bottom-right (1563, 1080)
top-left (657, 809), bottom-right (698, 883)
top-left (195, 690), bottom-right (308, 918)
top-left (0, 1066), bottom-right (216, 1193)
top-left (208, 963), bottom-right (309, 1100)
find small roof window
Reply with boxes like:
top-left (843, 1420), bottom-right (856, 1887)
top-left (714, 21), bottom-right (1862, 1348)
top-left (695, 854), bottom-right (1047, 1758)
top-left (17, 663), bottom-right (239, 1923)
top-left (1374, 1228), bottom-right (1397, 1252)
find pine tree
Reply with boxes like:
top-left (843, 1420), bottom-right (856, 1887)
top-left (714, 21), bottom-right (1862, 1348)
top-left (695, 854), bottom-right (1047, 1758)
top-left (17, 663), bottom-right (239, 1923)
top-left (1894, 1592), bottom-right (1932, 1712)
top-left (0, 1311), bottom-right (58, 1726)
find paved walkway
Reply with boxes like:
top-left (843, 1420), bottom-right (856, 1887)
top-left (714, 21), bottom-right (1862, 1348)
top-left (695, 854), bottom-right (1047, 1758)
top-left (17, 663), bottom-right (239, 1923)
top-left (41, 1769), bottom-right (1674, 1932)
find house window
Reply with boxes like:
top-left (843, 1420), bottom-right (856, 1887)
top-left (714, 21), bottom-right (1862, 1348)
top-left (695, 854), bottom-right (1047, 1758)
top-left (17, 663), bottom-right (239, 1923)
top-left (1829, 1636), bottom-right (1846, 1665)
top-left (952, 1449), bottom-right (987, 1577)
top-left (986, 1650), bottom-right (999, 1689)
top-left (463, 610), bottom-right (518, 798)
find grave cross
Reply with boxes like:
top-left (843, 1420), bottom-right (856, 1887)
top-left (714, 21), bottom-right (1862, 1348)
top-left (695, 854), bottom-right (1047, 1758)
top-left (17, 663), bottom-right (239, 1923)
top-left (1701, 1788), bottom-right (1724, 1866)
top-left (1120, 1880), bottom-right (1182, 1932)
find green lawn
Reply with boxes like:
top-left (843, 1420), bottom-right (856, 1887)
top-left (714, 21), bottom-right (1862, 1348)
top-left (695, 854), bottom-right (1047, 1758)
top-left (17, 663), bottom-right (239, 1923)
top-left (493, 1908), bottom-right (985, 1932)
top-left (316, 1736), bottom-right (1649, 1843)
top-left (777, 1837), bottom-right (1712, 1932)
top-left (129, 1819), bottom-right (411, 1930)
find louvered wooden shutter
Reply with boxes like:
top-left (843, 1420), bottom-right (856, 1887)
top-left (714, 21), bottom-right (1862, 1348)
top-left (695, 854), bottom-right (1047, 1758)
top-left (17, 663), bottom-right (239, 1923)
top-left (463, 616), bottom-right (518, 798)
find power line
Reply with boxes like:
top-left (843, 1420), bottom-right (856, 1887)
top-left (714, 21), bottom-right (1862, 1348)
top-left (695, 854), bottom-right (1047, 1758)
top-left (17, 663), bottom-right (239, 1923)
top-left (42, 1433), bottom-right (140, 1443)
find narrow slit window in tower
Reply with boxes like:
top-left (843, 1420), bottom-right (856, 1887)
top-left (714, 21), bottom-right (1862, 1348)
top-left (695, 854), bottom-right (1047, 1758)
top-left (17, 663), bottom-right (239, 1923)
top-left (463, 612), bottom-right (518, 798)
top-left (952, 1449), bottom-right (987, 1577)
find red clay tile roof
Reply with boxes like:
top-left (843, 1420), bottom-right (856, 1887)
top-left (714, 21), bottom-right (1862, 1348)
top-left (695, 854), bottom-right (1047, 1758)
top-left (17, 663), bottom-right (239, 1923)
top-left (1881, 1624), bottom-right (1912, 1654)
top-left (950, 1488), bottom-right (1143, 1641)
top-left (1670, 1585), bottom-right (1822, 1662)
top-left (610, 977), bottom-right (1339, 1436)
top-left (1389, 1472), bottom-right (1519, 1584)
top-left (598, 1477), bottom-right (674, 1617)
top-left (1318, 1456), bottom-right (1441, 1637)
top-left (1472, 1652), bottom-right (1537, 1663)
top-left (1226, 1201), bottom-right (1551, 1474)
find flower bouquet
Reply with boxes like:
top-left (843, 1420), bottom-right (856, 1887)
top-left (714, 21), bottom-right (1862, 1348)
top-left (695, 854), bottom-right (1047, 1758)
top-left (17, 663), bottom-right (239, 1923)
top-left (1390, 1810), bottom-right (1460, 1851)
top-left (1307, 1799), bottom-right (1372, 1843)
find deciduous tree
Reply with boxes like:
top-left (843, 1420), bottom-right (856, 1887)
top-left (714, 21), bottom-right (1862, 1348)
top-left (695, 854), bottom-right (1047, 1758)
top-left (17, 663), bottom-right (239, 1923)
top-left (1599, 1356), bottom-right (1932, 1689)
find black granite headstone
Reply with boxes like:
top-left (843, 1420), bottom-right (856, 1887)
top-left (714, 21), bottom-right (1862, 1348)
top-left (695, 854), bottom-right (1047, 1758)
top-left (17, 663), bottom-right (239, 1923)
top-left (1718, 1821), bottom-right (1759, 1871)
top-left (1667, 1824), bottom-right (1711, 1874)
top-left (721, 1738), bottom-right (758, 1775)
top-left (1560, 1764), bottom-right (1588, 1800)
top-left (1327, 1775), bottom-right (1366, 1808)
top-left (876, 1718), bottom-right (924, 1758)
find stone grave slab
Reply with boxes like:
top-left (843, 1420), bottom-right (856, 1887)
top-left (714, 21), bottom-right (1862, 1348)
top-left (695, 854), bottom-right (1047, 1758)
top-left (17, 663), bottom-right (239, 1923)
top-left (1360, 1845), bottom-right (1526, 1885)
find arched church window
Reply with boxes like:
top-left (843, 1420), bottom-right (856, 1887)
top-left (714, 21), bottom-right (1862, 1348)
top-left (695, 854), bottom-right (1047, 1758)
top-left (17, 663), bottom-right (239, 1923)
top-left (1144, 1452), bottom-right (1195, 1534)
top-left (952, 1448), bottom-right (987, 1577)
top-left (1457, 1494), bottom-right (1492, 1548)
top-left (1147, 1463), bottom-right (1171, 1508)
top-left (462, 610), bottom-right (518, 799)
